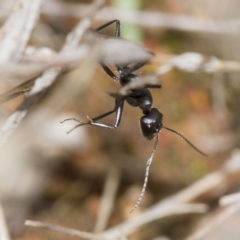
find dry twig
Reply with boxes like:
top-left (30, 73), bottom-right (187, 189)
top-left (25, 220), bottom-right (106, 240)
top-left (187, 190), bottom-right (240, 240)
top-left (100, 150), bottom-right (240, 239)
top-left (1, 50), bottom-right (239, 105)
top-left (0, 38), bottom-right (152, 80)
top-left (0, 203), bottom-right (11, 240)
top-left (0, 0), bottom-right (106, 147)
top-left (24, 204), bottom-right (206, 240)
top-left (0, 0), bottom-right (43, 62)
top-left (111, 51), bottom-right (240, 98)
top-left (185, 202), bottom-right (240, 240)
top-left (220, 192), bottom-right (240, 206)
top-left (42, 1), bottom-right (240, 34)
top-left (152, 52), bottom-right (240, 73)
top-left (94, 165), bottom-right (121, 233)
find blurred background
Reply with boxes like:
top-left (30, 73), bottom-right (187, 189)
top-left (0, 0), bottom-right (240, 240)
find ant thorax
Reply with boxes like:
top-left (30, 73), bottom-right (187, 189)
top-left (125, 88), bottom-right (153, 111)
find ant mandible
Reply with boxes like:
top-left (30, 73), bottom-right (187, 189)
top-left (61, 20), bottom-right (207, 213)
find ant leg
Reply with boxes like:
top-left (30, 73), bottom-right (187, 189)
top-left (131, 61), bottom-right (148, 71)
top-left (100, 63), bottom-right (118, 81)
top-left (62, 98), bottom-right (124, 133)
top-left (145, 84), bottom-right (162, 89)
top-left (123, 61), bottom-right (148, 75)
top-left (86, 98), bottom-right (124, 129)
top-left (116, 61), bottom-right (148, 77)
top-left (94, 19), bottom-right (120, 37)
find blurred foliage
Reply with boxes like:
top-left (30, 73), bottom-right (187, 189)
top-left (1, 0), bottom-right (239, 240)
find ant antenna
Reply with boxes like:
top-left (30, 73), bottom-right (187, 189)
top-left (163, 126), bottom-right (207, 157)
top-left (130, 133), bottom-right (159, 214)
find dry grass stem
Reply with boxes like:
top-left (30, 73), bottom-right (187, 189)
top-left (100, 150), bottom-right (240, 239)
top-left (42, 2), bottom-right (240, 34)
top-left (185, 203), bottom-right (240, 240)
top-left (0, 0), bottom-right (106, 147)
top-left (0, 204), bottom-right (11, 240)
top-left (94, 165), bottom-right (121, 233)
top-left (0, 0), bottom-right (43, 62)
top-left (219, 192), bottom-right (240, 206)
top-left (25, 220), bottom-right (107, 240)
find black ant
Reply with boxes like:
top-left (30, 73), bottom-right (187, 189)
top-left (61, 20), bottom-right (207, 213)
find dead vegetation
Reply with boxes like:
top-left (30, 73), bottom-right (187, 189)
top-left (0, 1), bottom-right (240, 240)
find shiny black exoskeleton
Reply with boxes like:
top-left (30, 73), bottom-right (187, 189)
top-left (62, 19), bottom-right (206, 156)
top-left (140, 108), bottom-right (163, 140)
top-left (61, 20), bottom-right (207, 213)
top-left (62, 20), bottom-right (163, 141)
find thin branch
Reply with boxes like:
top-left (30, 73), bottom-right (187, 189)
top-left (42, 2), bottom-right (240, 35)
top-left (1, 49), bottom-right (239, 105)
top-left (0, 0), bottom-right (43, 62)
top-left (25, 220), bottom-right (106, 240)
top-left (219, 192), bottom-right (240, 206)
top-left (24, 204), bottom-right (206, 240)
top-left (94, 165), bottom-right (121, 233)
top-left (0, 204), bottom-right (11, 240)
top-left (0, 0), bottom-right (106, 147)
top-left (185, 203), bottom-right (240, 240)
top-left (100, 150), bottom-right (240, 239)
top-left (152, 52), bottom-right (240, 73)
top-left (0, 38), bottom-right (152, 80)
top-left (0, 47), bottom-right (91, 105)
top-left (112, 51), bottom-right (240, 98)
top-left (187, 191), bottom-right (240, 239)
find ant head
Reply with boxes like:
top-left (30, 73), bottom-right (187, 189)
top-left (140, 108), bottom-right (163, 140)
top-left (140, 108), bottom-right (207, 156)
